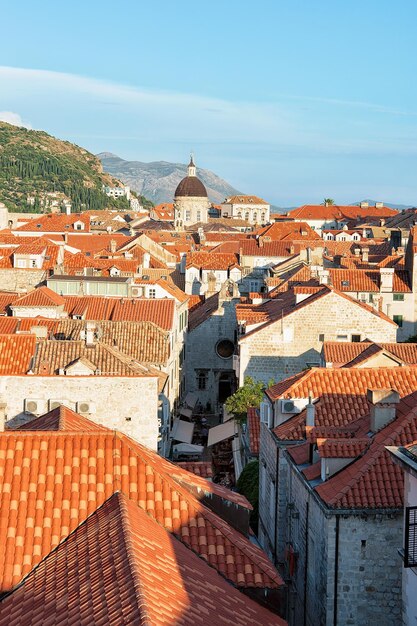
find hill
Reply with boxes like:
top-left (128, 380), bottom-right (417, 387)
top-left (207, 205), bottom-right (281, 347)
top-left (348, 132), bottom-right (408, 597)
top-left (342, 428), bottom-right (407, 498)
top-left (97, 152), bottom-right (242, 205)
top-left (0, 122), bottom-right (151, 212)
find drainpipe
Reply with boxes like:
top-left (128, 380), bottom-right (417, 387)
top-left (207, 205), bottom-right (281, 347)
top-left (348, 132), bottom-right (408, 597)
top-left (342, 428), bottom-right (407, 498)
top-left (333, 516), bottom-right (340, 626)
top-left (274, 445), bottom-right (279, 564)
top-left (303, 499), bottom-right (309, 626)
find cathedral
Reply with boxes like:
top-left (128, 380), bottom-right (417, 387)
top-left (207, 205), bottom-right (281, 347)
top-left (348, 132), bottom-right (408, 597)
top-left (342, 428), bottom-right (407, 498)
top-left (174, 156), bottom-right (210, 230)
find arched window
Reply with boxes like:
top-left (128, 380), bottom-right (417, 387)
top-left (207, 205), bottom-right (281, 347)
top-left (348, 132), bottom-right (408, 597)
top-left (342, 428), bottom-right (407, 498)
top-left (245, 212), bottom-right (250, 221)
top-left (237, 212), bottom-right (242, 219)
top-left (261, 213), bottom-right (265, 223)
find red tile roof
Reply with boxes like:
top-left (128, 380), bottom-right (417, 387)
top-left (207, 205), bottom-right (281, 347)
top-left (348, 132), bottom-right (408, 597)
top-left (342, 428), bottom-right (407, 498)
top-left (268, 367), bottom-right (417, 441)
top-left (16, 405), bottom-right (109, 432)
top-left (328, 268), bottom-right (411, 293)
top-left (0, 334), bottom-right (36, 374)
top-left (314, 392), bottom-right (417, 509)
top-left (317, 437), bottom-right (370, 458)
top-left (226, 195), bottom-right (269, 205)
top-left (323, 341), bottom-right (417, 367)
top-left (0, 293), bottom-right (19, 314)
top-left (255, 221), bottom-right (321, 241)
top-left (0, 431), bottom-right (282, 592)
top-left (15, 214), bottom-right (90, 233)
top-left (247, 407), bottom-right (260, 455)
top-left (12, 287), bottom-right (65, 308)
top-left (286, 204), bottom-right (397, 221)
top-left (0, 492), bottom-right (286, 626)
top-left (176, 461), bottom-right (213, 479)
top-left (186, 251), bottom-right (240, 270)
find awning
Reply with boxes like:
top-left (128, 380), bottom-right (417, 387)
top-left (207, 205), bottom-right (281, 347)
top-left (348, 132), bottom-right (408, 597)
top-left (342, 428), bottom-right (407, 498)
top-left (184, 392), bottom-right (199, 409)
top-left (208, 420), bottom-right (237, 447)
top-left (172, 443), bottom-right (204, 458)
top-left (232, 435), bottom-right (243, 481)
top-left (171, 418), bottom-right (195, 444)
top-left (178, 407), bottom-right (193, 419)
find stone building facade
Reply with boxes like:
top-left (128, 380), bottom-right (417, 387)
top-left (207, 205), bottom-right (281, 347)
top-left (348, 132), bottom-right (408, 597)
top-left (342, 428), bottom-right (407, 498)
top-left (1, 374), bottom-right (159, 449)
top-left (237, 287), bottom-right (397, 385)
top-left (185, 281), bottom-right (240, 411)
top-left (221, 195), bottom-right (271, 226)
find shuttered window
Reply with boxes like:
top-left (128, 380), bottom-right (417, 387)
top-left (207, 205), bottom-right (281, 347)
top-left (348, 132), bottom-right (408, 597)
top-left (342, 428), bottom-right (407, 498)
top-left (405, 506), bottom-right (417, 567)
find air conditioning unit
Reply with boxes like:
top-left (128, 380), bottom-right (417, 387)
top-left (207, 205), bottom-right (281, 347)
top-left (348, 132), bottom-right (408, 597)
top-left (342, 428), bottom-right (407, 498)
top-left (48, 399), bottom-right (64, 411)
top-left (76, 401), bottom-right (96, 414)
top-left (24, 398), bottom-right (47, 415)
top-left (280, 399), bottom-right (301, 414)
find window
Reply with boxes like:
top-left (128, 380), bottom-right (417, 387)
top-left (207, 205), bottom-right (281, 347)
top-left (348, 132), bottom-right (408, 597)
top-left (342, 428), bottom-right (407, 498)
top-left (185, 210), bottom-right (191, 221)
top-left (405, 506), bottom-right (417, 567)
top-left (351, 334), bottom-right (361, 342)
top-left (216, 339), bottom-right (234, 359)
top-left (149, 288), bottom-right (156, 299)
top-left (393, 315), bottom-right (403, 327)
top-left (393, 293), bottom-right (405, 301)
top-left (318, 333), bottom-right (325, 342)
top-left (196, 211), bottom-right (201, 222)
top-left (197, 370), bottom-right (208, 390)
top-left (336, 334), bottom-right (348, 341)
top-left (31, 259), bottom-right (37, 268)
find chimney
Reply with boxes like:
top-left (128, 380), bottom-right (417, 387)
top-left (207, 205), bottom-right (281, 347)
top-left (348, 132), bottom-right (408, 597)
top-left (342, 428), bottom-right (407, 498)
top-left (367, 388), bottom-right (400, 432)
top-left (290, 245), bottom-right (295, 255)
top-left (375, 202), bottom-right (384, 209)
top-left (334, 254), bottom-right (342, 267)
top-left (306, 396), bottom-right (315, 428)
top-left (85, 321), bottom-right (96, 347)
top-left (318, 269), bottom-right (330, 285)
top-left (379, 267), bottom-right (394, 293)
top-left (39, 360), bottom-right (50, 375)
top-left (110, 239), bottom-right (117, 254)
top-left (360, 201), bottom-right (369, 209)
top-left (258, 236), bottom-right (264, 248)
top-left (380, 218), bottom-right (386, 227)
top-left (30, 325), bottom-right (48, 339)
top-left (362, 247), bottom-right (369, 263)
top-left (354, 247), bottom-right (361, 257)
top-left (143, 252), bottom-right (150, 269)
top-left (0, 402), bottom-right (6, 431)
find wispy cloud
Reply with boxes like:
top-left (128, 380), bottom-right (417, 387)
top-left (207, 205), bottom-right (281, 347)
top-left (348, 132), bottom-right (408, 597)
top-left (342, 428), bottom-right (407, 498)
top-left (0, 111), bottom-right (31, 128)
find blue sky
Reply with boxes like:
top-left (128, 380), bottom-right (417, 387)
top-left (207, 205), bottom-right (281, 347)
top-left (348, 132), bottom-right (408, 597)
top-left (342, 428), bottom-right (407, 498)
top-left (1, 0), bottom-right (417, 206)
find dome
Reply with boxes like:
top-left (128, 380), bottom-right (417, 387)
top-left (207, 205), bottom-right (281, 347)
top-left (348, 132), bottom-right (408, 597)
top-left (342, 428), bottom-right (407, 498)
top-left (174, 175), bottom-right (207, 198)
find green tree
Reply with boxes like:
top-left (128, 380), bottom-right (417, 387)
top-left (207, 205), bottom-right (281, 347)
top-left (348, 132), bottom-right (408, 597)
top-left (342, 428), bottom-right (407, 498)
top-left (323, 198), bottom-right (335, 206)
top-left (225, 376), bottom-right (269, 422)
top-left (236, 460), bottom-right (259, 532)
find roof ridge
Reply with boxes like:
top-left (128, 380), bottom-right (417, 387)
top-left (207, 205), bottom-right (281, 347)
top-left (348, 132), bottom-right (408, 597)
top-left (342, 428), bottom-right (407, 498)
top-left (116, 433), bottom-right (281, 586)
top-left (116, 492), bottom-right (152, 625)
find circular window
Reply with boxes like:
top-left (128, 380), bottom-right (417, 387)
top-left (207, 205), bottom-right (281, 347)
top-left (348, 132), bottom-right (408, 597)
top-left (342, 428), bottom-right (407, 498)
top-left (216, 339), bottom-right (234, 359)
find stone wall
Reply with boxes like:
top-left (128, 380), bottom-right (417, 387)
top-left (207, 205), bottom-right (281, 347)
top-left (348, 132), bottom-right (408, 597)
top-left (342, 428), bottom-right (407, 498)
top-left (0, 268), bottom-right (46, 292)
top-left (185, 297), bottom-right (238, 410)
top-left (2, 374), bottom-right (159, 449)
top-left (280, 452), bottom-right (403, 626)
top-left (239, 290), bottom-right (397, 385)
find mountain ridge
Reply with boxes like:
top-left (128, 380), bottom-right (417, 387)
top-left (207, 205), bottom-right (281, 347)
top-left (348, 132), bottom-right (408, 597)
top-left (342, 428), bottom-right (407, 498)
top-left (97, 152), bottom-right (242, 205)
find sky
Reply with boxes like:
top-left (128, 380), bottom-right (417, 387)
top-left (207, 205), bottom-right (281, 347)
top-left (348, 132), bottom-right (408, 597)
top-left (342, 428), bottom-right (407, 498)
top-left (1, 0), bottom-right (417, 206)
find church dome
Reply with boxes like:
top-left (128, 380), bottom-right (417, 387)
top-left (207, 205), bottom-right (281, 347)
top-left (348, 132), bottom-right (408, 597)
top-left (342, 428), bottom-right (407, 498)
top-left (174, 176), bottom-right (207, 198)
top-left (174, 155), bottom-right (208, 198)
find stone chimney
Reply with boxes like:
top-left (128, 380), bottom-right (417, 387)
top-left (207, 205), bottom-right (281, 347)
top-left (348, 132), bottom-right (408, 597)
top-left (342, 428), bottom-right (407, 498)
top-left (367, 388), bottom-right (400, 432)
top-left (354, 247), bottom-right (361, 257)
top-left (360, 201), bottom-right (369, 209)
top-left (258, 236), bottom-right (264, 248)
top-left (306, 396), bottom-right (315, 428)
top-left (362, 247), bottom-right (369, 263)
top-left (379, 267), bottom-right (394, 293)
top-left (0, 402), bottom-right (7, 431)
top-left (143, 252), bottom-right (150, 269)
top-left (85, 321), bottom-right (96, 347)
top-left (375, 202), bottom-right (384, 209)
top-left (110, 239), bottom-right (117, 254)
top-left (318, 269), bottom-right (330, 285)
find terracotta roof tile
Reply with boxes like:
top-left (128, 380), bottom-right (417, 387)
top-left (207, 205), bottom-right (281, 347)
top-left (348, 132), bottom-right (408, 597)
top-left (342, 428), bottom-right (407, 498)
top-left (269, 367), bottom-right (417, 441)
top-left (286, 204), bottom-right (397, 221)
top-left (186, 251), bottom-right (240, 270)
top-left (247, 407), bottom-right (260, 455)
top-left (16, 405), bottom-right (109, 432)
top-left (314, 392), bottom-right (417, 509)
top-left (317, 438), bottom-right (370, 458)
top-left (0, 431), bottom-right (283, 592)
top-left (323, 341), bottom-right (417, 367)
top-left (328, 268), bottom-right (411, 292)
top-left (226, 195), bottom-right (269, 205)
top-left (176, 461), bottom-right (213, 479)
top-left (12, 287), bottom-right (65, 308)
top-left (0, 493), bottom-right (286, 626)
top-left (0, 334), bottom-right (36, 374)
